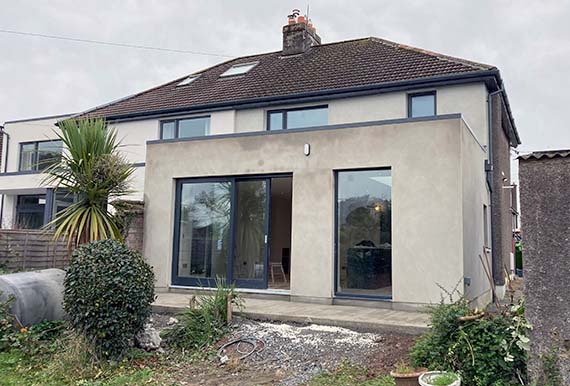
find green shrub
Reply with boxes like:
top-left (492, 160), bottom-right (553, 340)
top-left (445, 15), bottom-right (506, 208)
top-left (0, 292), bottom-right (16, 351)
top-left (63, 240), bottom-right (155, 360)
top-left (410, 298), bottom-right (530, 386)
top-left (162, 279), bottom-right (241, 352)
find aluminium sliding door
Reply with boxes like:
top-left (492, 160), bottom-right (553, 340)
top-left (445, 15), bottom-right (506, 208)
top-left (173, 180), bottom-right (231, 287)
top-left (172, 177), bottom-right (270, 289)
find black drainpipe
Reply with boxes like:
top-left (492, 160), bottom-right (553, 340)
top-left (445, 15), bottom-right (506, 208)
top-left (487, 88), bottom-right (503, 297)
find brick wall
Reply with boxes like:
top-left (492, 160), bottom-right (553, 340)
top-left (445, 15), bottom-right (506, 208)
top-left (520, 155), bottom-right (570, 383)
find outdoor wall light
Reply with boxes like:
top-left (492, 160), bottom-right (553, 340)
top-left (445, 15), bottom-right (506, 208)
top-left (304, 143), bottom-right (310, 156)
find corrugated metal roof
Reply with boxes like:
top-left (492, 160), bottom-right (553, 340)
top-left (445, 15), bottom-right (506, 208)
top-left (518, 149), bottom-right (570, 160)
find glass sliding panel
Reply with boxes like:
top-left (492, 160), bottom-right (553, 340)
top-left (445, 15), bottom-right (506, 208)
top-left (336, 169), bottom-right (392, 298)
top-left (268, 111), bottom-right (284, 131)
top-left (16, 195), bottom-right (46, 229)
top-left (52, 190), bottom-right (74, 218)
top-left (287, 107), bottom-right (327, 129)
top-left (410, 93), bottom-right (435, 118)
top-left (19, 143), bottom-right (36, 171)
top-left (176, 181), bottom-right (230, 282)
top-left (161, 121), bottom-right (176, 139)
top-left (178, 117), bottom-right (210, 138)
top-left (37, 141), bottom-right (62, 170)
top-left (233, 180), bottom-right (268, 285)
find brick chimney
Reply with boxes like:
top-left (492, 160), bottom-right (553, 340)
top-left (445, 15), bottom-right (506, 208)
top-left (282, 10), bottom-right (321, 56)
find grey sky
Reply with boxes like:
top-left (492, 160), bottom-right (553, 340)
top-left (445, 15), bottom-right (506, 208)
top-left (1, 0), bottom-right (569, 153)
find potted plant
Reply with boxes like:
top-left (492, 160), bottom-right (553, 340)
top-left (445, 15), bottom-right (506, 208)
top-left (390, 361), bottom-right (427, 386)
top-left (419, 371), bottom-right (461, 386)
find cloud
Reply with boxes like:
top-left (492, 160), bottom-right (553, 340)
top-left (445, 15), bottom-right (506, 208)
top-left (1, 0), bottom-right (569, 153)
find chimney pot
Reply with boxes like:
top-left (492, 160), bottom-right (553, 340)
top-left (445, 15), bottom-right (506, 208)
top-left (282, 15), bottom-right (321, 55)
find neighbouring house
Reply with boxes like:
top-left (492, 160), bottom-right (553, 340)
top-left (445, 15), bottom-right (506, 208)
top-left (519, 150), bottom-right (570, 383)
top-left (0, 113), bottom-right (147, 229)
top-left (1, 14), bottom-right (521, 309)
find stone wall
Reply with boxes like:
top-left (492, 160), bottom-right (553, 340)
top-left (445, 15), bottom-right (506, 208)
top-left (519, 155), bottom-right (570, 383)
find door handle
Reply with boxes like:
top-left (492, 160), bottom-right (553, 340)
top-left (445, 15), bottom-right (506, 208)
top-left (264, 235), bottom-right (268, 244)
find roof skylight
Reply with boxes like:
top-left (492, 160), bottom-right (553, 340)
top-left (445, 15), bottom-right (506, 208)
top-left (220, 62), bottom-right (258, 77)
top-left (177, 75), bottom-right (200, 87)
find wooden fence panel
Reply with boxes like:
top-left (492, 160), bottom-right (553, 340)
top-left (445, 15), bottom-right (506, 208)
top-left (0, 230), bottom-right (70, 272)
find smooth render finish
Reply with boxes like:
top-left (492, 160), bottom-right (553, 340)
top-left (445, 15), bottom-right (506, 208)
top-left (143, 115), bottom-right (491, 307)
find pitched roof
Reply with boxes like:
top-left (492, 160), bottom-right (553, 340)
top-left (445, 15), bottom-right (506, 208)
top-left (80, 37), bottom-right (496, 120)
top-left (519, 149), bottom-right (570, 160)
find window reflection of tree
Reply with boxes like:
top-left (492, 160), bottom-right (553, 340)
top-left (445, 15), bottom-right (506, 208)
top-left (234, 181), bottom-right (266, 279)
top-left (180, 182), bottom-right (231, 277)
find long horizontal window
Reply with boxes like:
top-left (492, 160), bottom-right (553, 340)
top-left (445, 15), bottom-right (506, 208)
top-left (19, 140), bottom-right (63, 172)
top-left (160, 116), bottom-right (211, 140)
top-left (267, 106), bottom-right (328, 131)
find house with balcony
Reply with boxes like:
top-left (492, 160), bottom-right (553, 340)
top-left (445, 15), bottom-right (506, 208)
top-left (0, 15), bottom-right (520, 309)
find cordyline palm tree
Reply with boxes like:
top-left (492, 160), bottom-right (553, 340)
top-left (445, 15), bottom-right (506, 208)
top-left (43, 118), bottom-right (135, 247)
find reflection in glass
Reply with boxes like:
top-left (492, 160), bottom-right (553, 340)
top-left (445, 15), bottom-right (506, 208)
top-left (233, 180), bottom-right (267, 281)
top-left (410, 94), bottom-right (435, 118)
top-left (337, 170), bottom-right (392, 297)
top-left (19, 143), bottom-right (36, 171)
top-left (177, 182), bottom-right (230, 280)
top-left (268, 112), bottom-right (284, 131)
top-left (161, 121), bottom-right (176, 139)
top-left (178, 117), bottom-right (210, 138)
top-left (37, 141), bottom-right (63, 170)
top-left (16, 195), bottom-right (46, 229)
top-left (287, 107), bottom-right (327, 129)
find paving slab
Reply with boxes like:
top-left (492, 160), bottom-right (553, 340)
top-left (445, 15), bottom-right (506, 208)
top-left (153, 292), bottom-right (430, 335)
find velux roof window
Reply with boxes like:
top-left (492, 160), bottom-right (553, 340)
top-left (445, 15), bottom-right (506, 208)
top-left (220, 62), bottom-right (258, 77)
top-left (176, 75), bottom-right (200, 87)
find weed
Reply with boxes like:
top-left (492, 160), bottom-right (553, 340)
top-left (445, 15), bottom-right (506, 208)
top-left (161, 278), bottom-right (242, 353)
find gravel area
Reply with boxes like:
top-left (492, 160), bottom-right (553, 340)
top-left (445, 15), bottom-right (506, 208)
top-left (151, 314), bottom-right (416, 386)
top-left (219, 318), bottom-right (411, 385)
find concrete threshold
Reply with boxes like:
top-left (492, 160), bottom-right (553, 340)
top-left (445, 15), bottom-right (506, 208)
top-left (153, 292), bottom-right (430, 335)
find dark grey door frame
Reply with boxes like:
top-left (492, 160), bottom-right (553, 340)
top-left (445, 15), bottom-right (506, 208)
top-left (171, 173), bottom-right (291, 289)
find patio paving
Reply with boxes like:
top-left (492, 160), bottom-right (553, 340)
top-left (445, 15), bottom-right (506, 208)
top-left (153, 292), bottom-right (430, 335)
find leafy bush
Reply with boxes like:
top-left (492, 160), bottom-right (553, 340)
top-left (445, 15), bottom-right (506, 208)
top-left (410, 298), bottom-right (530, 386)
top-left (63, 240), bottom-right (155, 360)
top-left (0, 292), bottom-right (16, 351)
top-left (162, 279), bottom-right (242, 352)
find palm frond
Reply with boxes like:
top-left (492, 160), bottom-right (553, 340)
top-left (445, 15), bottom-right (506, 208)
top-left (42, 118), bottom-right (135, 247)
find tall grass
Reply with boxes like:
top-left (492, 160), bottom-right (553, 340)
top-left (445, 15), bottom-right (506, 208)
top-left (161, 279), bottom-right (242, 352)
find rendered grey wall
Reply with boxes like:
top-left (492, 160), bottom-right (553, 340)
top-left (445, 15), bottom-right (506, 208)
top-left (143, 116), bottom-right (488, 307)
top-left (520, 156), bottom-right (570, 383)
top-left (490, 95), bottom-right (512, 287)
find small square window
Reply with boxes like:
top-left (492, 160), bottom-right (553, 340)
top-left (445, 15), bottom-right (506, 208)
top-left (409, 92), bottom-right (436, 118)
top-left (220, 62), bottom-right (258, 77)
